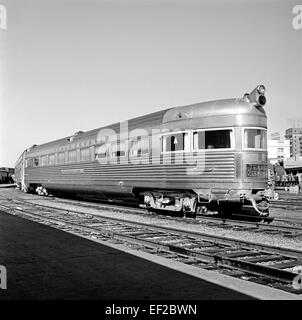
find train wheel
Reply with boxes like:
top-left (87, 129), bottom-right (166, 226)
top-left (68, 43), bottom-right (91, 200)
top-left (21, 183), bottom-right (31, 193)
top-left (36, 185), bottom-right (49, 196)
top-left (250, 198), bottom-right (269, 217)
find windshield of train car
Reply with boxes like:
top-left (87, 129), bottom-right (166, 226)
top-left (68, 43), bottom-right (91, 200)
top-left (243, 128), bottom-right (267, 149)
top-left (193, 129), bottom-right (232, 150)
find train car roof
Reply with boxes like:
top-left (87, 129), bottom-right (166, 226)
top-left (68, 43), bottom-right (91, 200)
top-left (162, 98), bottom-right (266, 123)
top-left (25, 108), bottom-right (170, 155)
top-left (24, 97), bottom-right (266, 155)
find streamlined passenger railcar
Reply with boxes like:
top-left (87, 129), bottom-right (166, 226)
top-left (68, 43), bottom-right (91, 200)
top-left (15, 85), bottom-right (270, 216)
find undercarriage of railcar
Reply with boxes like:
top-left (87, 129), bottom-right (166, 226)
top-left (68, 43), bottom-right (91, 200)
top-left (17, 181), bottom-right (271, 217)
top-left (136, 187), bottom-right (271, 217)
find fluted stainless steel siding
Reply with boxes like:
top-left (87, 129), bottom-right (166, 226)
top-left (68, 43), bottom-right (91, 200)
top-left (25, 151), bottom-right (235, 192)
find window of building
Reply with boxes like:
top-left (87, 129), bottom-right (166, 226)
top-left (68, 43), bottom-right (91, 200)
top-left (80, 147), bottom-right (90, 161)
top-left (162, 132), bottom-right (189, 152)
top-left (34, 158), bottom-right (39, 167)
top-left (48, 154), bottom-right (55, 165)
top-left (193, 129), bottom-right (232, 150)
top-left (68, 150), bottom-right (77, 162)
top-left (243, 128), bottom-right (267, 149)
top-left (277, 148), bottom-right (284, 153)
top-left (58, 152), bottom-right (65, 164)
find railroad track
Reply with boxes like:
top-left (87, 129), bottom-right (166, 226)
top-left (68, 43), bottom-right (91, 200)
top-left (195, 215), bottom-right (302, 238)
top-left (29, 196), bottom-right (302, 238)
top-left (2, 193), bottom-right (302, 238)
top-left (0, 197), bottom-right (302, 295)
top-left (271, 200), bottom-right (302, 209)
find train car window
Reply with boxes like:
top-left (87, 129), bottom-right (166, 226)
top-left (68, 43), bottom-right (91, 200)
top-left (162, 132), bottom-right (189, 152)
top-left (95, 144), bottom-right (108, 159)
top-left (80, 147), bottom-right (90, 161)
top-left (130, 137), bottom-right (149, 156)
top-left (41, 156), bottom-right (48, 166)
top-left (68, 150), bottom-right (77, 162)
top-left (34, 158), bottom-right (39, 167)
top-left (57, 152), bottom-right (65, 164)
top-left (111, 142), bottom-right (126, 158)
top-left (25, 159), bottom-right (32, 168)
top-left (48, 154), bottom-right (55, 165)
top-left (244, 129), bottom-right (267, 149)
top-left (193, 129), bottom-right (232, 150)
top-left (28, 158), bottom-right (36, 168)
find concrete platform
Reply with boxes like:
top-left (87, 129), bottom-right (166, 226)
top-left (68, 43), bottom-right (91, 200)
top-left (0, 210), bottom-right (255, 300)
top-left (0, 210), bottom-right (299, 300)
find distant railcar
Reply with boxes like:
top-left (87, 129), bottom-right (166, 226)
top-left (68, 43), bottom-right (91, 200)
top-left (15, 85), bottom-right (270, 216)
top-left (0, 167), bottom-right (14, 184)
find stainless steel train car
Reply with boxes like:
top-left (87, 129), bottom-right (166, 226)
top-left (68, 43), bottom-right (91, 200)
top-left (15, 85), bottom-right (271, 216)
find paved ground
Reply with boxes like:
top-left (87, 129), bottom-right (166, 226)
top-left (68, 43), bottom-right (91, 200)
top-left (0, 210), bottom-right (254, 300)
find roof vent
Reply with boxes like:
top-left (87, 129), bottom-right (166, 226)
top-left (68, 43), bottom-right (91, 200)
top-left (68, 131), bottom-right (84, 142)
top-left (26, 144), bottom-right (37, 152)
top-left (74, 131), bottom-right (84, 136)
top-left (176, 112), bottom-right (189, 119)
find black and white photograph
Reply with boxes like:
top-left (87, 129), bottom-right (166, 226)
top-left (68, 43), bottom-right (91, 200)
top-left (0, 0), bottom-right (302, 309)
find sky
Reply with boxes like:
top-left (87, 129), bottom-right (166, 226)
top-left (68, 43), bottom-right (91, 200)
top-left (0, 0), bottom-right (301, 167)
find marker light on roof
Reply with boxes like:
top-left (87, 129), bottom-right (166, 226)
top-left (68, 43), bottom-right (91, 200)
top-left (257, 85), bottom-right (265, 94)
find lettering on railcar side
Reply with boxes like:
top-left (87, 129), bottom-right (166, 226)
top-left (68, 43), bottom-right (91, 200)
top-left (61, 169), bottom-right (85, 174)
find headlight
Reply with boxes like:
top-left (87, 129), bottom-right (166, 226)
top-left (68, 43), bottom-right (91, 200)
top-left (258, 95), bottom-right (266, 106)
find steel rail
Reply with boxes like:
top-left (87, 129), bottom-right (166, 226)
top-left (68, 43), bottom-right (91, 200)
top-left (19, 197), bottom-right (302, 239)
top-left (3, 196), bottom-right (302, 258)
top-left (271, 200), bottom-right (302, 207)
top-left (2, 192), bottom-right (302, 240)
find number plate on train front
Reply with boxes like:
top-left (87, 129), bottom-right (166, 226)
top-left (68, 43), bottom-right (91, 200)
top-left (246, 164), bottom-right (268, 177)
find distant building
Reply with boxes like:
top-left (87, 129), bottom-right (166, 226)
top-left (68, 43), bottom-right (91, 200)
top-left (267, 139), bottom-right (290, 165)
top-left (285, 127), bottom-right (302, 157)
top-left (284, 156), bottom-right (302, 174)
top-left (270, 132), bottom-right (281, 140)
